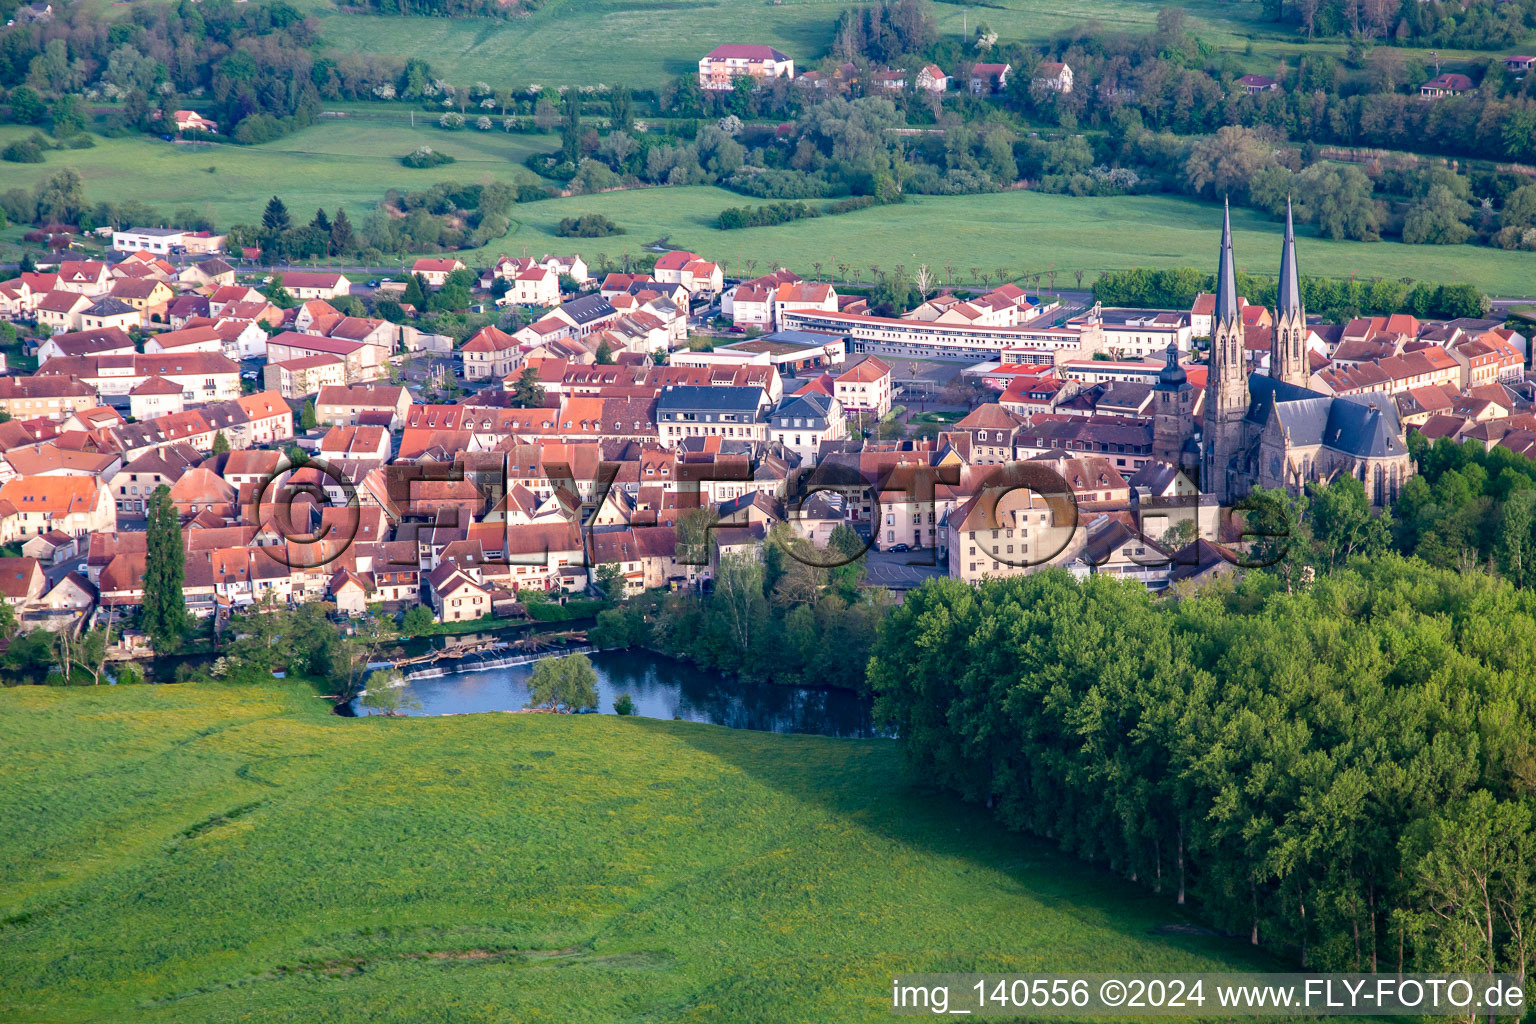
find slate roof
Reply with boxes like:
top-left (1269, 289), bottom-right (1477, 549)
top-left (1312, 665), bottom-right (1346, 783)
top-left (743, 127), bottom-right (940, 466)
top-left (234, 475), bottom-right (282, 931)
top-left (1246, 373), bottom-right (1406, 459)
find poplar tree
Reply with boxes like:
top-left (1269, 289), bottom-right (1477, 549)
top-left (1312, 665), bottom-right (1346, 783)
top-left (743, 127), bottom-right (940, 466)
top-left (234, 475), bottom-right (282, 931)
top-left (143, 485), bottom-right (188, 653)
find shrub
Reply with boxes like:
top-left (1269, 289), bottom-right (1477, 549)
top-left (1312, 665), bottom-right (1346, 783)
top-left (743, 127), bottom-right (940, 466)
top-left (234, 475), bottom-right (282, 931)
top-left (555, 213), bottom-right (624, 237)
top-left (717, 200), bottom-right (818, 230)
top-left (401, 145), bottom-right (456, 169)
top-left (438, 113), bottom-right (465, 130)
top-left (1, 141), bottom-right (45, 163)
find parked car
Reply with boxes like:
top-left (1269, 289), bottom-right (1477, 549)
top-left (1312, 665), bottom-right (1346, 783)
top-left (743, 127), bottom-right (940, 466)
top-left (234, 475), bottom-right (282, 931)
top-left (728, 326), bottom-right (745, 334)
top-left (889, 543), bottom-right (910, 552)
top-left (366, 279), bottom-right (380, 288)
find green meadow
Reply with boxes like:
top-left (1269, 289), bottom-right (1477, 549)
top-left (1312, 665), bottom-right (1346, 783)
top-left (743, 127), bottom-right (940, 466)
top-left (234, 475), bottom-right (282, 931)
top-left (297, 0), bottom-right (1526, 88)
top-left (8, 121), bottom-right (1536, 293)
top-left (0, 120), bottom-right (554, 235)
top-left (0, 681), bottom-right (1273, 1023)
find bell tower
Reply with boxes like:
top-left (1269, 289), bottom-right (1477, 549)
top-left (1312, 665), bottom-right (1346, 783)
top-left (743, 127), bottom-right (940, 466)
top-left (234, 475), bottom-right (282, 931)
top-left (1271, 198), bottom-right (1309, 389)
top-left (1152, 341), bottom-right (1195, 465)
top-left (1201, 199), bottom-right (1250, 503)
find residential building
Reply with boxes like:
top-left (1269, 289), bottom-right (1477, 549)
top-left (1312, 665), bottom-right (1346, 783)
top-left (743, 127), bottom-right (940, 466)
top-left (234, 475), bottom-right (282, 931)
top-left (411, 257), bottom-right (466, 287)
top-left (1421, 73), bottom-right (1474, 98)
top-left (461, 325), bottom-right (523, 380)
top-left (0, 477), bottom-right (116, 538)
top-left (280, 272), bottom-right (351, 300)
top-left (915, 63), bottom-right (950, 93)
top-left (1033, 61), bottom-right (1074, 93)
top-left (698, 44), bottom-right (795, 91)
top-left (834, 355), bottom-right (893, 419)
top-left (969, 63), bottom-right (1011, 94)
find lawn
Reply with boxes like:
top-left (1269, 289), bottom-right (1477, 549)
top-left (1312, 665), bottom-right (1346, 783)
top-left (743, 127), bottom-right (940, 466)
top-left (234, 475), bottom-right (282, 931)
top-left (0, 680), bottom-right (1274, 1023)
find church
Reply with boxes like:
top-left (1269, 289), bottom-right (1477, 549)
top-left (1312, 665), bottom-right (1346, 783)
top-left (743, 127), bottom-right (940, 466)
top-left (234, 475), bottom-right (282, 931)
top-left (1152, 201), bottom-right (1414, 508)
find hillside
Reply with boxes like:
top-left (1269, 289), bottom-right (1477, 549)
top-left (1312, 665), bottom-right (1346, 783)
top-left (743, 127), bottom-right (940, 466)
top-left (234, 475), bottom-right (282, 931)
top-left (0, 681), bottom-right (1272, 1023)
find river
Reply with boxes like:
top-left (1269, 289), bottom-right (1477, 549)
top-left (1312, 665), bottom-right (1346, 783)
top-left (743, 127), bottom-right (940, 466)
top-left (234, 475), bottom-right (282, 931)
top-left (348, 648), bottom-right (881, 738)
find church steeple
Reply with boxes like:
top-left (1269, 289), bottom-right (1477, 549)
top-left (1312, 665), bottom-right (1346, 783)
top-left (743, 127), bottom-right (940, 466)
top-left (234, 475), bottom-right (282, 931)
top-left (1214, 198), bottom-right (1241, 330)
top-left (1277, 197), bottom-right (1301, 319)
top-left (1271, 197), bottom-right (1309, 388)
top-left (1202, 197), bottom-right (1251, 503)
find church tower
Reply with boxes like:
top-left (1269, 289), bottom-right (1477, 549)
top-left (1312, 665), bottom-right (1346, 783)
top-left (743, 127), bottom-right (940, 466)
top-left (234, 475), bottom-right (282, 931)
top-left (1271, 197), bottom-right (1309, 388)
top-left (1202, 200), bottom-right (1250, 504)
top-left (1152, 340), bottom-right (1195, 465)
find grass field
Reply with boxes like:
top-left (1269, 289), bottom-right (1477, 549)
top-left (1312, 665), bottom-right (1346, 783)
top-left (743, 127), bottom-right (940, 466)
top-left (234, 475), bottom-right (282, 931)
top-left (0, 120), bottom-right (554, 233)
top-left (298, 0), bottom-right (1534, 89)
top-left (501, 187), bottom-right (1536, 295)
top-left (0, 680), bottom-right (1274, 1023)
top-left (9, 121), bottom-right (1536, 294)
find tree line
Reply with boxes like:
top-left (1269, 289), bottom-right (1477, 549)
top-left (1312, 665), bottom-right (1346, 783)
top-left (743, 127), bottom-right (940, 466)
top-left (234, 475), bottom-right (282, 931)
top-left (1092, 266), bottom-right (1490, 321)
top-left (870, 552), bottom-right (1536, 976)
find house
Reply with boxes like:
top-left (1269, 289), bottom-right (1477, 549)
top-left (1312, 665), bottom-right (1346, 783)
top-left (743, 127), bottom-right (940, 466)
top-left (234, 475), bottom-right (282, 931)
top-left (280, 271), bottom-right (351, 300)
top-left (1236, 73), bottom-right (1277, 95)
top-left (773, 281), bottom-right (838, 328)
top-left (0, 557), bottom-right (46, 609)
top-left (315, 384), bottom-right (411, 430)
top-left (21, 530), bottom-right (78, 566)
top-left (425, 562), bottom-right (492, 622)
top-left (102, 444), bottom-right (196, 514)
top-left (55, 261), bottom-right (112, 295)
top-left (0, 376), bottom-right (98, 421)
top-left (969, 63), bottom-right (1011, 95)
top-left (34, 290), bottom-right (91, 333)
top-left (79, 298), bottom-right (143, 332)
top-left (411, 257), bottom-right (466, 288)
top-left (327, 568), bottom-right (373, 617)
top-left (1505, 55), bottom-right (1535, 74)
top-left (319, 424), bottom-right (391, 462)
top-left (915, 64), bottom-right (949, 93)
top-left (769, 392), bottom-right (844, 465)
top-left (235, 391), bottom-right (294, 446)
top-left (142, 324), bottom-right (224, 356)
top-left (653, 250), bottom-right (723, 298)
top-left (108, 278), bottom-right (174, 322)
top-left (37, 351), bottom-right (242, 401)
top-left (1033, 61), bottom-right (1074, 93)
top-left (698, 44), bottom-right (795, 91)
top-left (265, 331), bottom-right (379, 381)
top-left (265, 354), bottom-right (349, 398)
top-left (129, 377), bottom-right (187, 421)
top-left (871, 68), bottom-right (908, 91)
top-left (1421, 73), bottom-right (1474, 98)
top-left (461, 325), bottom-right (523, 380)
top-left (172, 109), bottom-right (218, 133)
top-left (37, 326), bottom-right (136, 365)
top-left (0, 477), bottom-right (116, 538)
top-left (946, 467), bottom-right (1081, 583)
top-left (655, 385), bottom-right (769, 444)
top-left (507, 266), bottom-right (559, 307)
top-left (834, 355), bottom-right (893, 419)
top-left (178, 258), bottom-right (236, 289)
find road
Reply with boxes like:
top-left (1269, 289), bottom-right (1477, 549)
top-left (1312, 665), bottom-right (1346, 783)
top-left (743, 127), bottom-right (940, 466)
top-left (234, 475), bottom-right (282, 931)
top-left (861, 548), bottom-right (945, 589)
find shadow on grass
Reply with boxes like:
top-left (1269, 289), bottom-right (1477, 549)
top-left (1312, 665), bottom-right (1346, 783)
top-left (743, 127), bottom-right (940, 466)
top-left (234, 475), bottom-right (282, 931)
top-left (660, 715), bottom-right (1280, 972)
